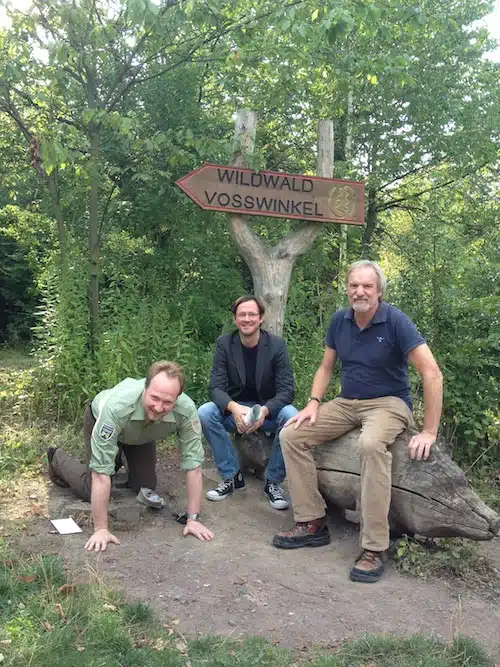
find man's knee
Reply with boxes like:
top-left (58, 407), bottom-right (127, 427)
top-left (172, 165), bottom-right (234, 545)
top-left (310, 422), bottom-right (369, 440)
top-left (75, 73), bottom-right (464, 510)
top-left (276, 404), bottom-right (298, 428)
top-left (357, 434), bottom-right (388, 456)
top-left (198, 402), bottom-right (221, 425)
top-left (279, 424), bottom-right (303, 451)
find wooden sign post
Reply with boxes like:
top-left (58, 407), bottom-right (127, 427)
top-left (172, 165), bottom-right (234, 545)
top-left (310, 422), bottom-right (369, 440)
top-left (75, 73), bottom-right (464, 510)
top-left (176, 163), bottom-right (364, 225)
top-left (175, 110), bottom-right (361, 336)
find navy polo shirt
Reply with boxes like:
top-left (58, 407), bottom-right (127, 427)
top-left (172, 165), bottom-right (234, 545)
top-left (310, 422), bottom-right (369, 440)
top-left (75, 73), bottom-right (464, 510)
top-left (324, 302), bottom-right (425, 409)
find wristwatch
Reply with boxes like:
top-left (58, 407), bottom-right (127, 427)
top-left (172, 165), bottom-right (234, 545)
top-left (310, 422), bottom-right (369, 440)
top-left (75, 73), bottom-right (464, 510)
top-left (308, 396), bottom-right (321, 403)
top-left (186, 513), bottom-right (200, 522)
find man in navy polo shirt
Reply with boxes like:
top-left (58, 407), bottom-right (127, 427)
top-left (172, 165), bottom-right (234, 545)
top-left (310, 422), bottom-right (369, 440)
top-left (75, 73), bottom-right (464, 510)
top-left (272, 260), bottom-right (443, 583)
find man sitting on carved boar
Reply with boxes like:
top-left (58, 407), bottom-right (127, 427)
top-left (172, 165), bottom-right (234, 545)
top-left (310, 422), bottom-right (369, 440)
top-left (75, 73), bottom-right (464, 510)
top-left (273, 260), bottom-right (443, 583)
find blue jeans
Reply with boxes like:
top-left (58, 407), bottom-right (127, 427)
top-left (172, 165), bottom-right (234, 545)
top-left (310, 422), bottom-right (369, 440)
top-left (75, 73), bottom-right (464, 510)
top-left (198, 402), bottom-right (298, 483)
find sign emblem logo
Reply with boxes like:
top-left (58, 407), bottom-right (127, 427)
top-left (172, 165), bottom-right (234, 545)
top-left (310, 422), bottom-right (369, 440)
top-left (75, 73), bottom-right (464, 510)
top-left (328, 185), bottom-right (356, 219)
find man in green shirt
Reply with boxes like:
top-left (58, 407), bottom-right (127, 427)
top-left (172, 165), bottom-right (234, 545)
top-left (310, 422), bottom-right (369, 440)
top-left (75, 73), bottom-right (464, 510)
top-left (48, 360), bottom-right (214, 551)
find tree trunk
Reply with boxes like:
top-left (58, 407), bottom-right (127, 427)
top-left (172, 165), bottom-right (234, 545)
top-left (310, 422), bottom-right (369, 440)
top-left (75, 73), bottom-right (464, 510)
top-left (337, 86), bottom-right (353, 291)
top-left (361, 185), bottom-right (377, 257)
top-left (88, 128), bottom-right (100, 353)
top-left (45, 171), bottom-right (69, 275)
top-left (228, 110), bottom-right (334, 336)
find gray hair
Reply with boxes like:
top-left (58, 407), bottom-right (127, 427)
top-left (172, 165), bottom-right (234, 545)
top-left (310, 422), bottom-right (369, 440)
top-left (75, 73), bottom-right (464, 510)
top-left (346, 260), bottom-right (387, 298)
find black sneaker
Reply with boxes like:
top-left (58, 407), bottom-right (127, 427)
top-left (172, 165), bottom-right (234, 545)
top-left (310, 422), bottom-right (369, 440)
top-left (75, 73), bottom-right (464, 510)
top-left (264, 480), bottom-right (289, 510)
top-left (233, 470), bottom-right (245, 490)
top-left (47, 447), bottom-right (70, 488)
top-left (206, 471), bottom-right (245, 501)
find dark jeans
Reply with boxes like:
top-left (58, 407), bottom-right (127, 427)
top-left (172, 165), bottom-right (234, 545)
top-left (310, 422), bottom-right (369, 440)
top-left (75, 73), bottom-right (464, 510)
top-left (51, 404), bottom-right (157, 502)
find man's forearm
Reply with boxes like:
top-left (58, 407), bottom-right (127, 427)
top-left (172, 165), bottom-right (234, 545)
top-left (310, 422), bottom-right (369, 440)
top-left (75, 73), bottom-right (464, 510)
top-left (186, 467), bottom-right (203, 515)
top-left (310, 365), bottom-right (334, 401)
top-left (422, 369), bottom-right (443, 436)
top-left (91, 471), bottom-right (111, 531)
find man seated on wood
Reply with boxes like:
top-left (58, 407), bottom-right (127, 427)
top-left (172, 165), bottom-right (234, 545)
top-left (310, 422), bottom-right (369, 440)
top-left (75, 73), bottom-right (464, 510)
top-left (273, 260), bottom-right (443, 583)
top-left (198, 295), bottom-right (298, 509)
top-left (47, 360), bottom-right (214, 551)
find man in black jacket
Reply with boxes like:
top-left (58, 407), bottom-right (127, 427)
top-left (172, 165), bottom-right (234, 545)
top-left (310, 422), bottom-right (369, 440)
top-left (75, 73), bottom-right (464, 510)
top-left (198, 295), bottom-right (297, 509)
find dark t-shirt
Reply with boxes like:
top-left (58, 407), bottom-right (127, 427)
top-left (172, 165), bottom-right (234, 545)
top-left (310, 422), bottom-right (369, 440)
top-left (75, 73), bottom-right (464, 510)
top-left (324, 302), bottom-right (425, 409)
top-left (239, 344), bottom-right (259, 403)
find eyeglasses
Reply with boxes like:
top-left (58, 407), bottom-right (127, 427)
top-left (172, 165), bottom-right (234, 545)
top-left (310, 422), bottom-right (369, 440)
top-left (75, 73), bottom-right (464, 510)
top-left (235, 312), bottom-right (261, 319)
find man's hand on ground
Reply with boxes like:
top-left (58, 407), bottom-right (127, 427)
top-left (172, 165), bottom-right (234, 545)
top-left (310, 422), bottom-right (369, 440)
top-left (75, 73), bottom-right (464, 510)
top-left (286, 401), bottom-right (319, 429)
top-left (183, 520), bottom-right (214, 541)
top-left (84, 528), bottom-right (120, 552)
top-left (408, 430), bottom-right (436, 461)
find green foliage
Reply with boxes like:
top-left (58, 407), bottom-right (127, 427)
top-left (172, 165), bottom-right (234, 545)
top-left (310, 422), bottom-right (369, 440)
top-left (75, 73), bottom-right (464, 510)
top-left (26, 238), bottom-right (226, 416)
top-left (393, 535), bottom-right (500, 598)
top-left (379, 171), bottom-right (500, 462)
top-left (0, 206), bottom-right (57, 344)
top-left (0, 230), bottom-right (35, 343)
top-left (468, 465), bottom-right (500, 513)
top-left (31, 258), bottom-right (92, 418)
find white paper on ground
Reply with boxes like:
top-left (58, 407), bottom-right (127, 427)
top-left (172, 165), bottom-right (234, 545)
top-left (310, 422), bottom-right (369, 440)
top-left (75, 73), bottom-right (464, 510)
top-left (50, 518), bottom-right (82, 534)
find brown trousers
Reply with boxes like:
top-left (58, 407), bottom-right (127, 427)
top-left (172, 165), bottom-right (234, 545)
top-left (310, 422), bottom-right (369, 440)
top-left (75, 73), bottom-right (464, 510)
top-left (51, 404), bottom-right (157, 502)
top-left (280, 396), bottom-right (414, 552)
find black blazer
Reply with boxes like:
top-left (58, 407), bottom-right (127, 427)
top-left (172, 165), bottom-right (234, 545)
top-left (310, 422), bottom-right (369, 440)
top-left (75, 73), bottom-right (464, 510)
top-left (209, 329), bottom-right (295, 419)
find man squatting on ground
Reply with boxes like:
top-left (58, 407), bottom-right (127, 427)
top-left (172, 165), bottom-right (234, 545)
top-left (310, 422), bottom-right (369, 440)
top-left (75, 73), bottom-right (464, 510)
top-left (198, 295), bottom-right (298, 509)
top-left (47, 361), bottom-right (214, 551)
top-left (273, 260), bottom-right (443, 583)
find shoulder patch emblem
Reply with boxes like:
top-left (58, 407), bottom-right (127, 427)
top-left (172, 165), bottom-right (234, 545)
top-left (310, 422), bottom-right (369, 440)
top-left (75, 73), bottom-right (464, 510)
top-left (99, 423), bottom-right (115, 440)
top-left (191, 418), bottom-right (202, 435)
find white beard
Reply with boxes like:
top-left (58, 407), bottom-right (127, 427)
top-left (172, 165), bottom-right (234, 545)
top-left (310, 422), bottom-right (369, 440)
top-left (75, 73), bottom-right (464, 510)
top-left (351, 300), bottom-right (372, 312)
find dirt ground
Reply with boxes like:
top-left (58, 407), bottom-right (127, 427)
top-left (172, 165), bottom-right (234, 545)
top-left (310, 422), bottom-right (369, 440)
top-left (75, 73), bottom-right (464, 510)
top-left (3, 453), bottom-right (500, 660)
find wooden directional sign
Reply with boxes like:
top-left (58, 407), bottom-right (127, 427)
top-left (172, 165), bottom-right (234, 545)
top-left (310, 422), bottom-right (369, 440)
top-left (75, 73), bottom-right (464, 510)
top-left (176, 163), bottom-right (365, 225)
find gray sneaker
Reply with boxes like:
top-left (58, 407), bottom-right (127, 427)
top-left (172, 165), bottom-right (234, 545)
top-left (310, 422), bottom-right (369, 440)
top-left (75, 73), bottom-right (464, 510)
top-left (264, 481), bottom-right (289, 510)
top-left (136, 487), bottom-right (165, 509)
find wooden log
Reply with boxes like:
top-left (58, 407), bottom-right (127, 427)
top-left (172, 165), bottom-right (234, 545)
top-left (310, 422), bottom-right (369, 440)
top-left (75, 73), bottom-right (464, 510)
top-left (233, 430), bottom-right (500, 540)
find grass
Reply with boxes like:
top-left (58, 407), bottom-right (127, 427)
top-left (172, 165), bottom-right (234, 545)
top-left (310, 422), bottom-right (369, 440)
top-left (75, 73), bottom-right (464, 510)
top-left (314, 634), bottom-right (493, 666)
top-left (0, 538), bottom-right (495, 667)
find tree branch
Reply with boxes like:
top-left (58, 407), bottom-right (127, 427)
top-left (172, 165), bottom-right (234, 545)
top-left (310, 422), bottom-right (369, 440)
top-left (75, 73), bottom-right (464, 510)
top-left (378, 162), bottom-right (490, 212)
top-left (103, 0), bottom-right (179, 108)
top-left (106, 0), bottom-right (308, 109)
top-left (377, 160), bottom-right (443, 192)
top-left (97, 182), bottom-right (117, 245)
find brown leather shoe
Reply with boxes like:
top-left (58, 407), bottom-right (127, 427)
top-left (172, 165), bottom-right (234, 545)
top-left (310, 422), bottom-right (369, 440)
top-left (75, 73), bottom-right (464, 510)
top-left (349, 549), bottom-right (388, 583)
top-left (272, 518), bottom-right (331, 549)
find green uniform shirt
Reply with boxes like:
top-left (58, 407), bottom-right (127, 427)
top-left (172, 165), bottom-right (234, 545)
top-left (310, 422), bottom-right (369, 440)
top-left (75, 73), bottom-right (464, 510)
top-left (89, 378), bottom-right (204, 476)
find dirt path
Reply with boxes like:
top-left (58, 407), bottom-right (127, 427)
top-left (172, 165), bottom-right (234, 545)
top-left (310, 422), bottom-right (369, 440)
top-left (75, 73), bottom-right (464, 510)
top-left (7, 461), bottom-right (500, 659)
